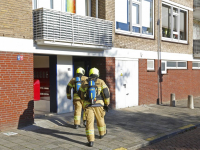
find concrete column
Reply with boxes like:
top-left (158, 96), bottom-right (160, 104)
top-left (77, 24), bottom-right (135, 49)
top-left (170, 93), bottom-right (176, 107)
top-left (188, 95), bottom-right (194, 109)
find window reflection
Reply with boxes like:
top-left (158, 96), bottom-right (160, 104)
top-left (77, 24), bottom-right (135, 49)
top-left (180, 10), bottom-right (187, 40)
top-left (162, 4), bottom-right (171, 38)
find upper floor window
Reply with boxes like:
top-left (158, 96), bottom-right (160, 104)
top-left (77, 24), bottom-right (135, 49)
top-left (162, 3), bottom-right (188, 44)
top-left (115, 0), bottom-right (154, 38)
top-left (33, 0), bottom-right (91, 16)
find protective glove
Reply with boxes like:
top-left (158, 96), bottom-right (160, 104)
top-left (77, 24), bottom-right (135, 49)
top-left (103, 105), bottom-right (109, 112)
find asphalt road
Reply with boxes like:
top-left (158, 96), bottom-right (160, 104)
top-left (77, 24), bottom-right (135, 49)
top-left (139, 127), bottom-right (200, 150)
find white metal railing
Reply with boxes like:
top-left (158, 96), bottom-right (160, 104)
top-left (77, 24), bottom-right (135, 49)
top-left (33, 8), bottom-right (113, 47)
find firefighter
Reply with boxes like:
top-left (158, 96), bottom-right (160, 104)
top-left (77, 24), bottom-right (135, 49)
top-left (78, 67), bottom-right (110, 147)
top-left (66, 67), bottom-right (88, 129)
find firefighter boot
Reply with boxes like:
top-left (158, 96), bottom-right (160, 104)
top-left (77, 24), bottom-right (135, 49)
top-left (99, 130), bottom-right (107, 139)
top-left (88, 141), bottom-right (93, 147)
top-left (74, 125), bottom-right (79, 129)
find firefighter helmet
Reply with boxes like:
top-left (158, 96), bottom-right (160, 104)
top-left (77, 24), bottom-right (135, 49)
top-left (89, 68), bottom-right (99, 78)
top-left (76, 67), bottom-right (85, 75)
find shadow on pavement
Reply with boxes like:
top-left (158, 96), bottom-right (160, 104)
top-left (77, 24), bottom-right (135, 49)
top-left (17, 99), bottom-right (200, 149)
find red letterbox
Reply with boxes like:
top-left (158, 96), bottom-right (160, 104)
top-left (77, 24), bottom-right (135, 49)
top-left (34, 79), bottom-right (40, 101)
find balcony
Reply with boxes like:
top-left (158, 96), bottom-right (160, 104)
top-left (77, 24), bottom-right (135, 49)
top-left (33, 8), bottom-right (113, 49)
top-left (193, 40), bottom-right (200, 58)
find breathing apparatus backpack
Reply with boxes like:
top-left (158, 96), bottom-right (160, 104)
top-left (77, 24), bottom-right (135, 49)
top-left (87, 77), bottom-right (103, 107)
top-left (87, 77), bottom-right (98, 104)
top-left (74, 75), bottom-right (82, 93)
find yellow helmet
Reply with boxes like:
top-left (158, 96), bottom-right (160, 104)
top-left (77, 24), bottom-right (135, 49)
top-left (89, 68), bottom-right (99, 78)
top-left (76, 67), bottom-right (85, 75)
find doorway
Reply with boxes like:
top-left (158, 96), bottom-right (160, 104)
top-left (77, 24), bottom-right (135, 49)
top-left (34, 55), bottom-right (50, 115)
top-left (115, 58), bottom-right (139, 109)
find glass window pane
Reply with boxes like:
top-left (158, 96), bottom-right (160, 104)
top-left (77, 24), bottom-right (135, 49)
top-left (180, 10), bottom-right (187, 40)
top-left (147, 60), bottom-right (154, 69)
top-left (173, 15), bottom-right (178, 32)
top-left (132, 26), bottom-right (140, 33)
top-left (167, 61), bottom-right (176, 67)
top-left (173, 8), bottom-right (178, 13)
top-left (162, 4), bottom-right (171, 38)
top-left (193, 62), bottom-right (198, 67)
top-left (116, 0), bottom-right (130, 31)
top-left (142, 0), bottom-right (153, 35)
top-left (66, 0), bottom-right (76, 13)
top-left (173, 34), bottom-right (178, 39)
top-left (161, 62), bottom-right (165, 71)
top-left (178, 62), bottom-right (186, 67)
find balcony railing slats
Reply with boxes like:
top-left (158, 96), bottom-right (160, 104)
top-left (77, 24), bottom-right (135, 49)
top-left (33, 8), bottom-right (113, 47)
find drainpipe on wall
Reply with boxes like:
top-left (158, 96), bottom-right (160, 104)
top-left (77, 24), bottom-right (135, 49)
top-left (96, 0), bottom-right (98, 18)
top-left (157, 0), bottom-right (161, 105)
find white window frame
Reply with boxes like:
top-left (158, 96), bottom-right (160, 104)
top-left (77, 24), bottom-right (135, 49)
top-left (166, 61), bottom-right (187, 69)
top-left (115, 0), bottom-right (154, 39)
top-left (147, 59), bottom-right (155, 71)
top-left (33, 0), bottom-right (54, 9)
top-left (161, 60), bottom-right (187, 74)
top-left (161, 2), bottom-right (188, 44)
top-left (192, 62), bottom-right (200, 69)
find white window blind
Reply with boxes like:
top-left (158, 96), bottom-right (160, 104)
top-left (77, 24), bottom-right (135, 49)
top-left (76, 0), bottom-right (86, 16)
top-left (53, 0), bottom-right (62, 11)
top-left (115, 0), bottom-right (128, 24)
top-left (180, 11), bottom-right (185, 32)
top-left (132, 3), bottom-right (139, 25)
top-left (142, 0), bottom-right (150, 28)
top-left (162, 5), bottom-right (170, 28)
top-left (38, 0), bottom-right (51, 9)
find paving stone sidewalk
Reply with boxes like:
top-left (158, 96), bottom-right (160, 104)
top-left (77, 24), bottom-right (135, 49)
top-left (0, 98), bottom-right (200, 150)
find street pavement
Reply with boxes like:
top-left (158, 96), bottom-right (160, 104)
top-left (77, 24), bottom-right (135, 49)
top-left (0, 98), bottom-right (200, 150)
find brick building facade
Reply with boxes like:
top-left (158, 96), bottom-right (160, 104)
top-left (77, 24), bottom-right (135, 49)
top-left (0, 0), bottom-right (34, 131)
top-left (0, 0), bottom-right (199, 131)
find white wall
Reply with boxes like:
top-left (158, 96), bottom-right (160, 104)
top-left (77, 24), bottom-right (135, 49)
top-left (57, 55), bottom-right (73, 114)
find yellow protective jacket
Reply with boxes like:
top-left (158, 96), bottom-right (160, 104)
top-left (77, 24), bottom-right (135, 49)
top-left (66, 76), bottom-right (88, 100)
top-left (79, 78), bottom-right (110, 108)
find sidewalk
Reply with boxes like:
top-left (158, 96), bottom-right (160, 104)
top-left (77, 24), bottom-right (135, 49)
top-left (0, 98), bottom-right (200, 150)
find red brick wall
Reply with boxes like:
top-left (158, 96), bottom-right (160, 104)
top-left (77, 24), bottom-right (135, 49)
top-left (139, 59), bottom-right (200, 105)
top-left (90, 57), bottom-right (115, 108)
top-left (0, 52), bottom-right (34, 131)
top-left (105, 57), bottom-right (115, 109)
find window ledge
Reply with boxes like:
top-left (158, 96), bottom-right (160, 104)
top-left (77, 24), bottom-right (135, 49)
top-left (147, 69), bottom-right (155, 72)
top-left (115, 30), bottom-right (154, 40)
top-left (162, 37), bottom-right (188, 45)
